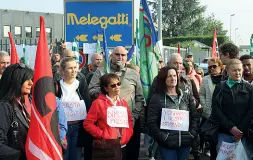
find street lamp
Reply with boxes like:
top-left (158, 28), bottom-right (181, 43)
top-left (235, 28), bottom-right (238, 45)
top-left (230, 14), bottom-right (235, 41)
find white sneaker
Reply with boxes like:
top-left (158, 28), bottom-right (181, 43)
top-left (149, 157), bottom-right (155, 160)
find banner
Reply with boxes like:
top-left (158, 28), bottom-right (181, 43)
top-left (107, 106), bottom-right (129, 128)
top-left (160, 108), bottom-right (189, 131)
top-left (61, 100), bottom-right (87, 121)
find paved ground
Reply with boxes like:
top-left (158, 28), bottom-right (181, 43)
top-left (138, 134), bottom-right (210, 160)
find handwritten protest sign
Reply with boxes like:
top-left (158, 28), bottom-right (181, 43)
top-left (61, 100), bottom-right (87, 121)
top-left (107, 106), bottom-right (129, 128)
top-left (217, 141), bottom-right (248, 160)
top-left (160, 108), bottom-right (189, 131)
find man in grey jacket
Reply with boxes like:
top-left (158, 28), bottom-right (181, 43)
top-left (89, 46), bottom-right (145, 160)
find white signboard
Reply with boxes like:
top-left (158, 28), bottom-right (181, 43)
top-left (83, 43), bottom-right (97, 54)
top-left (160, 108), bottom-right (189, 131)
top-left (61, 100), bottom-right (87, 121)
top-left (107, 106), bottom-right (129, 128)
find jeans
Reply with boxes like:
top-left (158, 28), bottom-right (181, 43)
top-left (158, 146), bottom-right (190, 160)
top-left (217, 133), bottom-right (253, 159)
top-left (64, 123), bottom-right (82, 160)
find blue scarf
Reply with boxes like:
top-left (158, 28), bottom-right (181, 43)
top-left (226, 77), bottom-right (241, 88)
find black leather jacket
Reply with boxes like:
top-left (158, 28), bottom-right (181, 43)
top-left (212, 81), bottom-right (253, 137)
top-left (0, 100), bottom-right (29, 160)
top-left (147, 90), bottom-right (200, 149)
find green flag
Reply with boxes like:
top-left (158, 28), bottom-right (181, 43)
top-left (72, 39), bottom-right (79, 64)
top-left (22, 40), bottom-right (29, 65)
top-left (139, 0), bottom-right (159, 100)
top-left (96, 34), bottom-right (101, 53)
top-left (250, 34), bottom-right (253, 56)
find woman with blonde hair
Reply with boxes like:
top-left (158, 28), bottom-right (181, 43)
top-left (212, 59), bottom-right (253, 159)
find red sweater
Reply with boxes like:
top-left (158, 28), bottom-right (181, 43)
top-left (84, 94), bottom-right (133, 145)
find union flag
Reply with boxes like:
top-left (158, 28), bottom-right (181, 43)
top-left (25, 16), bottom-right (62, 160)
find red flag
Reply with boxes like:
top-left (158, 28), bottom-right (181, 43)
top-left (26, 16), bottom-right (62, 160)
top-left (8, 32), bottom-right (20, 64)
top-left (178, 43), bottom-right (181, 54)
top-left (8, 32), bottom-right (32, 114)
top-left (212, 28), bottom-right (218, 57)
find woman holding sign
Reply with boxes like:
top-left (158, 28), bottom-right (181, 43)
top-left (212, 59), bottom-right (253, 159)
top-left (84, 73), bottom-right (133, 160)
top-left (147, 66), bottom-right (199, 160)
top-left (55, 57), bottom-right (91, 160)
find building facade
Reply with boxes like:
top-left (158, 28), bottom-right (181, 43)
top-left (0, 9), bottom-right (64, 50)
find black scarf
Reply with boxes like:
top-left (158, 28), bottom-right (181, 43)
top-left (211, 75), bottom-right (222, 84)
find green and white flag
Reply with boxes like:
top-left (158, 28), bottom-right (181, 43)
top-left (22, 40), bottom-right (29, 65)
top-left (250, 34), bottom-right (253, 56)
top-left (72, 39), bottom-right (79, 64)
top-left (96, 34), bottom-right (101, 53)
top-left (139, 0), bottom-right (159, 100)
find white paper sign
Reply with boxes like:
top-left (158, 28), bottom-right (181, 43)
top-left (160, 108), bottom-right (189, 131)
top-left (107, 106), bottom-right (129, 128)
top-left (83, 43), bottom-right (97, 54)
top-left (61, 100), bottom-right (87, 121)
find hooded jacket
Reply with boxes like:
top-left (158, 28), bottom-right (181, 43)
top-left (84, 94), bottom-right (133, 145)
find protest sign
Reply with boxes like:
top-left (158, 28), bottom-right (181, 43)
top-left (61, 100), bottom-right (87, 121)
top-left (160, 108), bottom-right (189, 131)
top-left (107, 106), bottom-right (129, 128)
top-left (216, 141), bottom-right (248, 160)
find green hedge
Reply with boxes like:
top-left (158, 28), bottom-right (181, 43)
top-left (163, 35), bottom-right (229, 47)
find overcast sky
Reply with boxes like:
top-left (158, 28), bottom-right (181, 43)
top-left (1, 0), bottom-right (252, 45)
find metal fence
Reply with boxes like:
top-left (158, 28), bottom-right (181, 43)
top-left (0, 38), bottom-right (64, 52)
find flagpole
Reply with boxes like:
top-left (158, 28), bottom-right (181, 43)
top-left (158, 0), bottom-right (162, 41)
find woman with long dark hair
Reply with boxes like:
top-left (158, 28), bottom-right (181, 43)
top-left (0, 63), bottom-right (33, 160)
top-left (147, 66), bottom-right (199, 160)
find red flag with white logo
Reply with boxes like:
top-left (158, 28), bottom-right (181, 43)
top-left (25, 16), bottom-right (62, 160)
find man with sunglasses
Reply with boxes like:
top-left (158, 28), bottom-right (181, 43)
top-left (240, 55), bottom-right (253, 85)
top-left (89, 46), bottom-right (145, 160)
top-left (0, 51), bottom-right (10, 79)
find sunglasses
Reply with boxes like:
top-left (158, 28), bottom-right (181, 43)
top-left (208, 65), bottom-right (218, 70)
top-left (196, 72), bottom-right (202, 75)
top-left (109, 82), bottom-right (121, 88)
top-left (114, 53), bottom-right (126, 57)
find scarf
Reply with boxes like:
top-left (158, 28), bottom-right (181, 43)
top-left (211, 75), bottom-right (222, 84)
top-left (226, 77), bottom-right (241, 88)
top-left (110, 61), bottom-right (126, 72)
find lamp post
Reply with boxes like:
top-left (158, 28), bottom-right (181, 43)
top-left (235, 28), bottom-right (238, 45)
top-left (230, 14), bottom-right (235, 41)
top-left (158, 0), bottom-right (162, 41)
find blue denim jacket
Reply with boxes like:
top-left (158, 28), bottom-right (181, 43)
top-left (56, 97), bottom-right (68, 140)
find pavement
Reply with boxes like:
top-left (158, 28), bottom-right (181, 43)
top-left (138, 134), bottom-right (210, 160)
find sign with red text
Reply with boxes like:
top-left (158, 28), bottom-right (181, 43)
top-left (61, 100), bottom-right (87, 121)
top-left (216, 141), bottom-right (248, 160)
top-left (160, 108), bottom-right (189, 131)
top-left (107, 106), bottom-right (129, 128)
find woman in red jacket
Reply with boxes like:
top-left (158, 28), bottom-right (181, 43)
top-left (84, 73), bottom-right (133, 160)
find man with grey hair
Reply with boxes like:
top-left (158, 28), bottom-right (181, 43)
top-left (0, 51), bottom-right (10, 79)
top-left (89, 46), bottom-right (145, 160)
top-left (81, 53), bottom-right (102, 84)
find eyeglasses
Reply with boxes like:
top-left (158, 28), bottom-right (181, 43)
top-left (208, 65), bottom-right (218, 70)
top-left (109, 82), bottom-right (121, 88)
top-left (114, 53), bottom-right (126, 57)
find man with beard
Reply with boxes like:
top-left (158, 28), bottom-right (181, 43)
top-left (240, 55), bottom-right (253, 84)
top-left (0, 51), bottom-right (10, 79)
top-left (89, 46), bottom-right (145, 160)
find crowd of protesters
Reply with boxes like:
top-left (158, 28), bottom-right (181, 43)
top-left (0, 42), bottom-right (252, 160)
